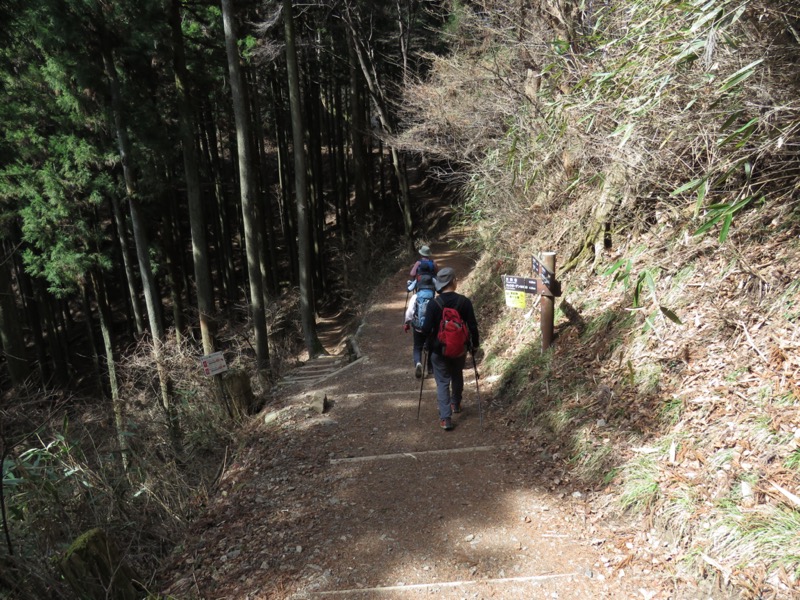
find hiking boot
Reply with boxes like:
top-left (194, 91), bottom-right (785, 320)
top-left (415, 362), bottom-right (423, 379)
top-left (450, 402), bottom-right (461, 414)
top-left (440, 418), bottom-right (453, 431)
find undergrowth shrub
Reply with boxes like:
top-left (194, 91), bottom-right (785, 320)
top-left (1, 333), bottom-right (236, 598)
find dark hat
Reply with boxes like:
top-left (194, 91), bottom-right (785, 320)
top-left (418, 245), bottom-right (432, 257)
top-left (418, 274), bottom-right (435, 290)
top-left (433, 267), bottom-right (455, 292)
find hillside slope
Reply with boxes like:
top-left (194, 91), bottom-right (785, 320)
top-left (396, 0), bottom-right (800, 597)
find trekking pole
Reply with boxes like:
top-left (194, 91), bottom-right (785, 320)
top-left (417, 348), bottom-right (427, 420)
top-left (471, 348), bottom-right (483, 430)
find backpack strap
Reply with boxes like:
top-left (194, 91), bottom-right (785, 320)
top-left (436, 295), bottom-right (464, 313)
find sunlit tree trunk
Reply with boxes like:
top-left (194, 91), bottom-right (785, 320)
top-left (168, 0), bottom-right (216, 356)
top-left (221, 0), bottom-right (270, 370)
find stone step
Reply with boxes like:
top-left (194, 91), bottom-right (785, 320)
top-left (278, 354), bottom-right (351, 387)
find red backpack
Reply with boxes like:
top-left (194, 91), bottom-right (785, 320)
top-left (436, 298), bottom-right (469, 358)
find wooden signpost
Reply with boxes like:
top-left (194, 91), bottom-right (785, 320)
top-left (503, 252), bottom-right (561, 351)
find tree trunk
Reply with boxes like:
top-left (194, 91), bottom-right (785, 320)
top-left (102, 43), bottom-right (182, 454)
top-left (161, 196), bottom-right (185, 343)
top-left (91, 274), bottom-right (129, 473)
top-left (248, 68), bottom-right (279, 296)
top-left (283, 0), bottom-right (324, 357)
top-left (108, 194), bottom-right (145, 336)
top-left (36, 280), bottom-right (68, 385)
top-left (303, 43), bottom-right (325, 303)
top-left (344, 6), bottom-right (414, 251)
top-left (562, 163), bottom-right (628, 274)
top-left (0, 249), bottom-right (28, 386)
top-left (221, 0), bottom-right (270, 371)
top-left (202, 99), bottom-right (236, 306)
top-left (333, 82), bottom-right (349, 241)
top-left (272, 76), bottom-right (299, 285)
top-left (347, 39), bottom-right (371, 218)
top-left (78, 281), bottom-right (103, 392)
top-left (9, 239), bottom-right (47, 383)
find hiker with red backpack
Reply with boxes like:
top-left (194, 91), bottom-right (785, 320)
top-left (420, 267), bottom-right (480, 431)
top-left (404, 274), bottom-right (436, 378)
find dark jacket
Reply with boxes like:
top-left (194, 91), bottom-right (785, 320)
top-left (421, 291), bottom-right (479, 356)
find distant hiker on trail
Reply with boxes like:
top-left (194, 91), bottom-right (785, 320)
top-left (404, 273), bottom-right (436, 378)
top-left (421, 267), bottom-right (479, 431)
top-left (408, 246), bottom-right (437, 290)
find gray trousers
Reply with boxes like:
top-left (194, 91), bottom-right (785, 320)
top-left (430, 352), bottom-right (466, 419)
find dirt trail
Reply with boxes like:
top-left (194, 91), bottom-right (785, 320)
top-left (161, 243), bottom-right (675, 599)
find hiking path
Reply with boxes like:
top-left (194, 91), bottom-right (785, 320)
top-left (160, 243), bottom-right (678, 600)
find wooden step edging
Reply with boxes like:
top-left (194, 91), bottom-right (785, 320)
top-left (311, 571), bottom-right (586, 596)
top-left (329, 445), bottom-right (499, 464)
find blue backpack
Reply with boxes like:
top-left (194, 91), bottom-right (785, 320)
top-left (417, 258), bottom-right (435, 279)
top-left (412, 288), bottom-right (435, 330)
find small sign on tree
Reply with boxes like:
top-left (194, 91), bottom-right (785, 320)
top-left (200, 351), bottom-right (228, 376)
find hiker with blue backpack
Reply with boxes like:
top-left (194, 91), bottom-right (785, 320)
top-left (404, 274), bottom-right (436, 378)
top-left (420, 267), bottom-right (480, 431)
top-left (408, 246), bottom-right (437, 289)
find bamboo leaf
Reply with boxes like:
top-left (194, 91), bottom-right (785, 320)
top-left (633, 274), bottom-right (643, 307)
top-left (719, 211), bottom-right (733, 242)
top-left (618, 122), bottom-right (635, 148)
top-left (673, 39), bottom-right (706, 64)
top-left (719, 110), bottom-right (744, 131)
top-left (717, 117), bottom-right (758, 147)
top-left (697, 179), bottom-right (707, 204)
top-left (693, 212), bottom-right (726, 236)
top-left (671, 177), bottom-right (706, 196)
top-left (644, 270), bottom-right (657, 301)
top-left (729, 195), bottom-right (757, 213)
top-left (659, 306), bottom-right (684, 325)
top-left (691, 4), bottom-right (724, 33)
top-left (722, 3), bottom-right (748, 27)
top-left (604, 258), bottom-right (631, 287)
top-left (694, 179), bottom-right (707, 216)
top-left (719, 59), bottom-right (763, 92)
